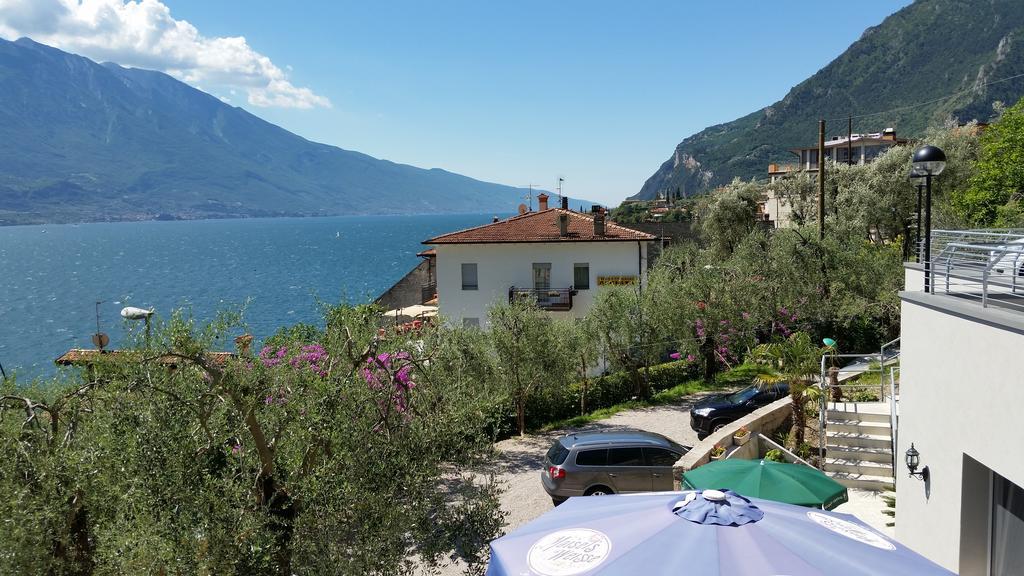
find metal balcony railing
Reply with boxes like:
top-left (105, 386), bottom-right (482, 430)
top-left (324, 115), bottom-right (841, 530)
top-left (508, 287), bottom-right (576, 311)
top-left (921, 229), bottom-right (1024, 314)
top-left (421, 282), bottom-right (437, 304)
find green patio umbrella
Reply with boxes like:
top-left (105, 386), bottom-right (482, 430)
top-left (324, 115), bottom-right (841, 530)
top-left (681, 459), bottom-right (849, 510)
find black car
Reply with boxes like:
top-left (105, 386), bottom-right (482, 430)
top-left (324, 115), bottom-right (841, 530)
top-left (689, 383), bottom-right (789, 440)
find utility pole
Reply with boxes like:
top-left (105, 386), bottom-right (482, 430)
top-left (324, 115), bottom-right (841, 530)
top-left (818, 119), bottom-right (826, 240)
top-left (847, 115), bottom-right (854, 166)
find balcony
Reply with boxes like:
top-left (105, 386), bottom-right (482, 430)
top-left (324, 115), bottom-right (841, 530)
top-left (917, 229), bottom-right (1024, 314)
top-left (508, 287), bottom-right (577, 311)
top-left (421, 281), bottom-right (437, 304)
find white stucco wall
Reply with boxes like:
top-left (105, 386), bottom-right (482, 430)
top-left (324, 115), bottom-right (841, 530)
top-left (896, 295), bottom-right (1024, 572)
top-left (432, 241), bottom-right (649, 326)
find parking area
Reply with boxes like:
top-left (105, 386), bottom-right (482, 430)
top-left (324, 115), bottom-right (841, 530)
top-left (428, 392), bottom-right (893, 574)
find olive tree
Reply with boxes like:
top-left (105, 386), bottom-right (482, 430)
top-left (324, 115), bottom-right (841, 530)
top-left (1, 305), bottom-right (506, 575)
top-left (488, 298), bottom-right (575, 435)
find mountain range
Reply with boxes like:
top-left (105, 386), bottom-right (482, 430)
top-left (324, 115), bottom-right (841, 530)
top-left (633, 0), bottom-right (1024, 200)
top-left (0, 37), bottom-right (580, 225)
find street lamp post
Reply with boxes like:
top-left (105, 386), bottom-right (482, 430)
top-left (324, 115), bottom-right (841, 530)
top-left (911, 146), bottom-right (947, 293)
top-left (909, 167), bottom-right (927, 263)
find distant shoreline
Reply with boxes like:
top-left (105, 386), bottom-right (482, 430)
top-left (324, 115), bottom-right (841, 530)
top-left (0, 210), bottom-right (524, 228)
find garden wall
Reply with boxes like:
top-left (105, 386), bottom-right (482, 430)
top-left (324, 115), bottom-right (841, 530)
top-left (673, 396), bottom-right (792, 488)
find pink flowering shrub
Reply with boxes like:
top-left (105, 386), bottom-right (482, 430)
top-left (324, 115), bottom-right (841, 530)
top-left (363, 351), bottom-right (416, 416)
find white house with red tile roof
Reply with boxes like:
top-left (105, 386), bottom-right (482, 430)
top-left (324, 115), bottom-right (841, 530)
top-left (422, 194), bottom-right (657, 327)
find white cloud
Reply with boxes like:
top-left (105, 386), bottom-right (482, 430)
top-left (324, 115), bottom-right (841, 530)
top-left (0, 0), bottom-right (331, 109)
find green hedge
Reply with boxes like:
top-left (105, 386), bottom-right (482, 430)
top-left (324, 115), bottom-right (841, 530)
top-left (494, 360), bottom-right (704, 435)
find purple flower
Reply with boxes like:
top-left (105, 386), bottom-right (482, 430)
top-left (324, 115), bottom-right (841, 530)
top-left (741, 311), bottom-right (750, 320)
top-left (686, 354), bottom-right (696, 362)
top-left (695, 319), bottom-right (706, 339)
top-left (231, 444), bottom-right (242, 455)
top-left (669, 352), bottom-right (682, 360)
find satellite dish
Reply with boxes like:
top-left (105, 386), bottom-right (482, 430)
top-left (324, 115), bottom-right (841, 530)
top-left (518, 203), bottom-right (528, 215)
top-left (121, 306), bottom-right (154, 320)
top-left (91, 332), bottom-right (110, 350)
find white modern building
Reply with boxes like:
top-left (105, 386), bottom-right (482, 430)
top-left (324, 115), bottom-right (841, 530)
top-left (422, 194), bottom-right (657, 328)
top-left (896, 229), bottom-right (1024, 575)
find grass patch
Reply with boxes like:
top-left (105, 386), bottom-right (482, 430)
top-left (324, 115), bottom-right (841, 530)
top-left (538, 364), bottom-right (756, 432)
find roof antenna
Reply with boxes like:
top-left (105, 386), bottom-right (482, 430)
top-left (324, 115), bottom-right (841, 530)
top-left (557, 176), bottom-right (565, 205)
top-left (524, 184), bottom-right (537, 211)
top-left (92, 301), bottom-right (110, 351)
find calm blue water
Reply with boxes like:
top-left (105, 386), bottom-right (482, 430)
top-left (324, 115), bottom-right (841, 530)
top-left (0, 214), bottom-right (494, 381)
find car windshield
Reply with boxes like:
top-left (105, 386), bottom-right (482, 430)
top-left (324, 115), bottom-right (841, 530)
top-left (727, 386), bottom-right (759, 404)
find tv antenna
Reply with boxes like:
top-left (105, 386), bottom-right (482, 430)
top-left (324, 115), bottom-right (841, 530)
top-left (556, 176), bottom-right (565, 204)
top-left (523, 184), bottom-right (539, 211)
top-left (92, 301), bottom-right (110, 351)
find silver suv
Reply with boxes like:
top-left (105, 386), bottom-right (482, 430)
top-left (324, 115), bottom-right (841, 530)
top-left (541, 431), bottom-right (690, 505)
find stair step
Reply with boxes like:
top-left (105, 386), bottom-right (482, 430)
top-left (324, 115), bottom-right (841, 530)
top-left (825, 458), bottom-right (893, 476)
top-left (826, 446), bottom-right (893, 463)
top-left (826, 409), bottom-right (891, 423)
top-left (828, 471), bottom-right (896, 491)
top-left (826, 420), bottom-right (892, 435)
top-left (826, 431), bottom-right (892, 449)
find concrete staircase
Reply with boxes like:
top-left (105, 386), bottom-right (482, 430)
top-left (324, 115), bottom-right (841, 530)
top-left (824, 402), bottom-right (895, 491)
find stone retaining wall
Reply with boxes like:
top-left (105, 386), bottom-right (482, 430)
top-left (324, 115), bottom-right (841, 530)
top-left (673, 396), bottom-right (792, 488)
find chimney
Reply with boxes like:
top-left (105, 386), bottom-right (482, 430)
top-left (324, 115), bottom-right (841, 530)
top-left (558, 213), bottom-right (568, 237)
top-left (234, 333), bottom-right (253, 356)
top-left (882, 128), bottom-right (896, 141)
top-left (493, 215), bottom-right (500, 223)
top-left (593, 210), bottom-right (605, 237)
top-left (537, 192), bottom-right (549, 211)
top-left (561, 196), bottom-right (569, 210)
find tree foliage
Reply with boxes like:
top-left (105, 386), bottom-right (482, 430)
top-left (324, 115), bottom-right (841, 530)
top-left (957, 98), bottom-right (1024, 227)
top-left (1, 305), bottom-right (505, 575)
top-left (488, 298), bottom-right (575, 436)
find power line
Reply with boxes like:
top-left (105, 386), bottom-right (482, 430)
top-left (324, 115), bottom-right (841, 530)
top-left (823, 71), bottom-right (1024, 123)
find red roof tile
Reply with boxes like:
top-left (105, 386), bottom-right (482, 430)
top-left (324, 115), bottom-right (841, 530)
top-left (423, 209), bottom-right (656, 244)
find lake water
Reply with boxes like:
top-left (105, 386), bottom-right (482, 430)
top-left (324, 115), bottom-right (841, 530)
top-left (0, 214), bottom-right (494, 381)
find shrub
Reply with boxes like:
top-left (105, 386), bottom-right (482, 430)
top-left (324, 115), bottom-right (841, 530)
top-left (710, 445), bottom-right (726, 458)
top-left (764, 449), bottom-right (786, 462)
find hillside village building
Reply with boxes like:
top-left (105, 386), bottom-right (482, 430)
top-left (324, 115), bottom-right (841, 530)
top-left (421, 193), bottom-right (657, 328)
top-left (762, 128), bottom-right (906, 228)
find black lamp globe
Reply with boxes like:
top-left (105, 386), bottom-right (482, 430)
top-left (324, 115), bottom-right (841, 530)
top-left (912, 145), bottom-right (947, 176)
top-left (910, 145), bottom-right (947, 293)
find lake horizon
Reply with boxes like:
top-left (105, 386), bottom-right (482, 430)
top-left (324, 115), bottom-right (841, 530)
top-left (0, 213), bottom-right (501, 381)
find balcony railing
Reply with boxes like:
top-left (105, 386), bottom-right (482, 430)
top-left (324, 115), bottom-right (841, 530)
top-left (921, 229), bottom-right (1024, 314)
top-left (421, 281), bottom-right (437, 304)
top-left (508, 287), bottom-right (576, 311)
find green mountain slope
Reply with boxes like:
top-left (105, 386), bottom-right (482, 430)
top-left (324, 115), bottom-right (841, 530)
top-left (633, 0), bottom-right (1024, 200)
top-left (0, 38), bottom-right (581, 225)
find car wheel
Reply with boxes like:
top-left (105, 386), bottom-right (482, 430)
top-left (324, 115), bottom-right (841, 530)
top-left (711, 421), bottom-right (728, 433)
top-left (696, 431), bottom-right (709, 441)
top-left (584, 486), bottom-right (613, 497)
top-left (551, 497), bottom-right (566, 506)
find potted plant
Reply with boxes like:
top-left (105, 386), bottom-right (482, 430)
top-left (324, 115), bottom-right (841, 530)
top-left (733, 426), bottom-right (751, 446)
top-left (710, 445), bottom-right (726, 461)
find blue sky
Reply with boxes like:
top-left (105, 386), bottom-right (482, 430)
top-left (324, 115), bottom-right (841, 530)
top-left (0, 1), bottom-right (913, 205)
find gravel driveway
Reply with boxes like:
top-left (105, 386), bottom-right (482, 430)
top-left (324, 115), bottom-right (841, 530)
top-left (427, 392), bottom-right (715, 575)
